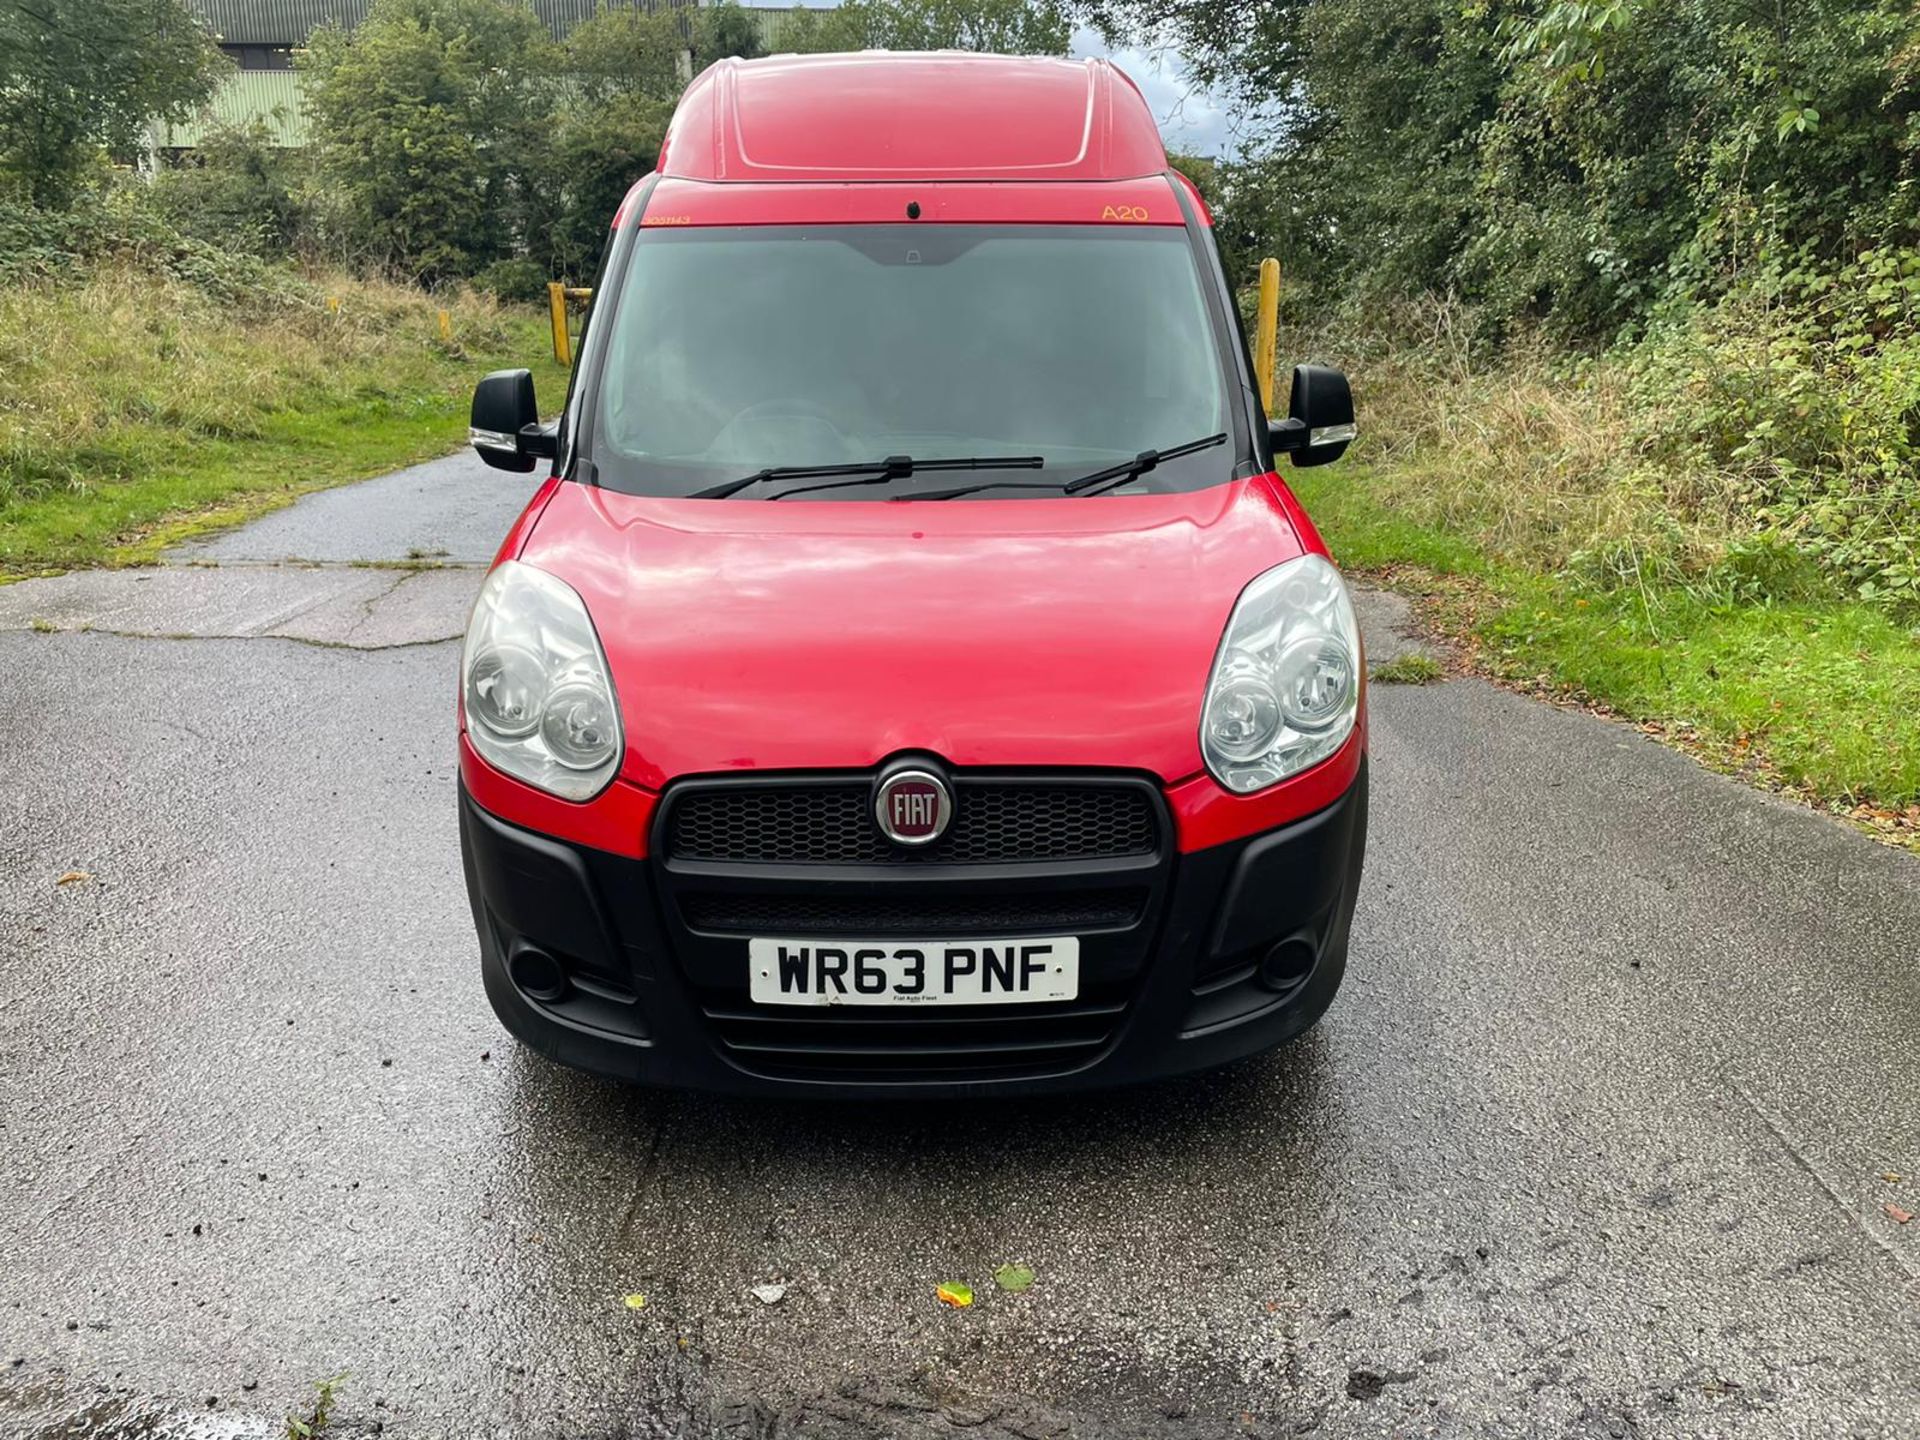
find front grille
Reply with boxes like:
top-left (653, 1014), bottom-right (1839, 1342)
top-left (677, 888), bottom-right (1148, 936)
top-left (655, 769), bottom-right (1169, 1083)
top-left (665, 781), bottom-right (1158, 865)
top-left (698, 991), bottom-right (1129, 1081)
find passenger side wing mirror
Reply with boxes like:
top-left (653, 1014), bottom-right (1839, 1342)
top-left (470, 368), bottom-right (558, 473)
top-left (1269, 364), bottom-right (1356, 468)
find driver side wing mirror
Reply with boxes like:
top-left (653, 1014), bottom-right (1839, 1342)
top-left (470, 368), bottom-right (558, 473)
top-left (1268, 364), bottom-right (1356, 468)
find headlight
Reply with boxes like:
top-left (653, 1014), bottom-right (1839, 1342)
top-left (1200, 554), bottom-right (1360, 793)
top-left (462, 561), bottom-right (623, 801)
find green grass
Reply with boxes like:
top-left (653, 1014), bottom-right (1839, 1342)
top-left (1370, 653), bottom-right (1444, 684)
top-left (1297, 466), bottom-right (1920, 811)
top-left (0, 268), bottom-right (569, 575)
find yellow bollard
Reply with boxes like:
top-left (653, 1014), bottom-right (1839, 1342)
top-left (548, 281), bottom-right (572, 367)
top-left (548, 285), bottom-right (595, 367)
top-left (437, 308), bottom-right (452, 344)
top-left (1253, 258), bottom-right (1280, 418)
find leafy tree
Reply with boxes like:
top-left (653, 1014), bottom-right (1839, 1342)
top-left (0, 0), bottom-right (228, 206)
top-left (783, 0), bottom-right (1069, 55)
top-left (1082, 0), bottom-right (1920, 336)
top-left (854, 0), bottom-right (1069, 53)
top-left (301, 0), bottom-right (557, 280)
top-left (546, 4), bottom-right (687, 276)
top-left (694, 1), bottom-right (764, 64)
top-left (776, 3), bottom-right (870, 53)
top-left (568, 2), bottom-right (687, 106)
top-left (152, 120), bottom-right (306, 255)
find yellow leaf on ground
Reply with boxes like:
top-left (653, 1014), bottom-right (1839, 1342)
top-left (622, 1293), bottom-right (648, 1310)
top-left (935, 1281), bottom-right (973, 1308)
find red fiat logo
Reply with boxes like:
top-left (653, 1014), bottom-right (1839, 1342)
top-left (875, 770), bottom-right (951, 845)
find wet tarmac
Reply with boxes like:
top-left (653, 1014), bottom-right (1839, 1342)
top-left (3, 454), bottom-right (1917, 1437)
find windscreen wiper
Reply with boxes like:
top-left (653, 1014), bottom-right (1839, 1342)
top-left (899, 432), bottom-right (1230, 502)
top-left (687, 454), bottom-right (1043, 501)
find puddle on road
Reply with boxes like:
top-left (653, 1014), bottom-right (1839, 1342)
top-left (1, 1388), bottom-right (274, 1440)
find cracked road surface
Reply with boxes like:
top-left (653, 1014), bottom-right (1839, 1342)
top-left (3, 452), bottom-right (1918, 1438)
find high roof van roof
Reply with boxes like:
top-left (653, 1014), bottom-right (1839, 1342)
top-left (658, 53), bottom-right (1170, 184)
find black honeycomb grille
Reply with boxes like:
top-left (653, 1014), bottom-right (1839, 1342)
top-left (664, 781), bottom-right (1158, 865)
top-left (677, 888), bottom-right (1147, 935)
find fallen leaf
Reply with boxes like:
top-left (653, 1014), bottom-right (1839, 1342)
top-left (55, 870), bottom-right (90, 886)
top-left (750, 1283), bottom-right (787, 1305)
top-left (935, 1281), bottom-right (973, 1308)
top-left (1881, 1172), bottom-right (1903, 1184)
top-left (622, 1293), bottom-right (648, 1310)
top-left (1887, 1204), bottom-right (1913, 1225)
top-left (993, 1263), bottom-right (1034, 1294)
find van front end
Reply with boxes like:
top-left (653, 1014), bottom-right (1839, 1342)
top-left (459, 738), bottom-right (1366, 1098)
top-left (456, 52), bottom-right (1370, 1095)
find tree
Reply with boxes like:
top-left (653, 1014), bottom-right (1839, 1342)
top-left (0, 0), bottom-right (228, 206)
top-left (301, 0), bottom-right (557, 280)
top-left (694, 1), bottom-right (764, 65)
top-left (1079, 0), bottom-right (1920, 336)
top-left (854, 0), bottom-right (1069, 53)
top-left (776, 3), bottom-right (869, 54)
top-left (546, 3), bottom-right (686, 276)
top-left (783, 0), bottom-right (1069, 56)
top-left (567, 2), bottom-right (687, 107)
top-left (153, 120), bottom-right (306, 255)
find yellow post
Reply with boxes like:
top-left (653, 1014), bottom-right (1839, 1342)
top-left (548, 281), bottom-right (572, 367)
top-left (1253, 258), bottom-right (1281, 417)
top-left (437, 308), bottom-right (452, 344)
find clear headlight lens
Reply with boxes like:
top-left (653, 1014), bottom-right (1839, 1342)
top-left (1201, 554), bottom-right (1361, 793)
top-left (462, 561), bottom-right (623, 801)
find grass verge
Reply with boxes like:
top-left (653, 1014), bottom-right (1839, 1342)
top-left (1297, 466), bottom-right (1920, 849)
top-left (0, 267), bottom-right (569, 575)
top-left (1370, 653), bottom-right (1444, 685)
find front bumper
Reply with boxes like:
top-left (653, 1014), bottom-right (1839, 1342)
top-left (459, 762), bottom-right (1367, 1098)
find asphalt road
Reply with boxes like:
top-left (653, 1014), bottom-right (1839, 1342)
top-left (3, 454), bottom-right (1918, 1439)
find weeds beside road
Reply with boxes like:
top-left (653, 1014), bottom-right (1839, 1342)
top-left (0, 266), bottom-right (564, 575)
top-left (1283, 287), bottom-right (1920, 849)
top-left (1302, 466), bottom-right (1920, 849)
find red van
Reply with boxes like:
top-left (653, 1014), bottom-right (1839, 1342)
top-left (459, 52), bottom-right (1367, 1096)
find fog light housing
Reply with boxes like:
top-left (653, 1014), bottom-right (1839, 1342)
top-left (1258, 937), bottom-right (1317, 993)
top-left (508, 944), bottom-right (568, 1002)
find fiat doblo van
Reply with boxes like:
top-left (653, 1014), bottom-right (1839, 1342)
top-left (459, 52), bottom-right (1367, 1096)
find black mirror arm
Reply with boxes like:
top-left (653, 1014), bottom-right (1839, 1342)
top-left (519, 420), bottom-right (559, 460)
top-left (1268, 417), bottom-right (1309, 453)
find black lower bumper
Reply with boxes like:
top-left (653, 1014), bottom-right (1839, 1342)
top-left (458, 762), bottom-right (1367, 1098)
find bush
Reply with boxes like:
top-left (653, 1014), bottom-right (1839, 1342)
top-left (300, 0), bottom-right (556, 282)
top-left (473, 257), bottom-right (551, 305)
top-left (0, 177), bottom-right (306, 303)
top-left (1295, 252), bottom-right (1920, 613)
top-left (152, 123), bottom-right (306, 256)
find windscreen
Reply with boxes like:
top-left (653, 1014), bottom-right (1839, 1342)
top-left (589, 224), bottom-right (1234, 499)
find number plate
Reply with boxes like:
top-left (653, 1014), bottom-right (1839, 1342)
top-left (747, 938), bottom-right (1080, 1007)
